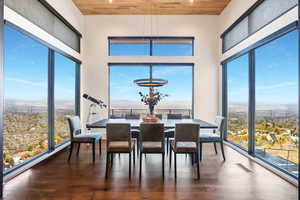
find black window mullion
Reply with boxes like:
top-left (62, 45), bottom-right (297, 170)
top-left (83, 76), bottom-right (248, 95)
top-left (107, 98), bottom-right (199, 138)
top-left (0, 0), bottom-right (4, 197)
top-left (150, 39), bottom-right (153, 56)
top-left (75, 63), bottom-right (81, 116)
top-left (248, 51), bottom-right (256, 155)
top-left (222, 63), bottom-right (228, 140)
top-left (48, 49), bottom-right (55, 152)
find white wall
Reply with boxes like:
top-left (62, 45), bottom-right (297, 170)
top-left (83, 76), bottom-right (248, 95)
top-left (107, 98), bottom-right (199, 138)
top-left (82, 15), bottom-right (220, 124)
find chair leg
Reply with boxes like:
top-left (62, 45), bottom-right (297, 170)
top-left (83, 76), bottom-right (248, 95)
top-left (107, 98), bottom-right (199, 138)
top-left (169, 146), bottom-right (172, 167)
top-left (133, 146), bottom-right (136, 166)
top-left (162, 152), bottom-right (165, 179)
top-left (196, 152), bottom-right (200, 180)
top-left (129, 152), bottom-right (131, 180)
top-left (68, 142), bottom-right (74, 161)
top-left (99, 139), bottom-right (102, 156)
top-left (174, 152), bottom-right (177, 180)
top-left (220, 141), bottom-right (226, 161)
top-left (77, 143), bottom-right (80, 155)
top-left (199, 143), bottom-right (203, 161)
top-left (137, 137), bottom-right (140, 156)
top-left (214, 142), bottom-right (218, 155)
top-left (92, 142), bottom-right (95, 162)
top-left (111, 153), bottom-right (114, 167)
top-left (166, 137), bottom-right (169, 155)
top-left (105, 152), bottom-right (110, 179)
top-left (139, 152), bottom-right (142, 180)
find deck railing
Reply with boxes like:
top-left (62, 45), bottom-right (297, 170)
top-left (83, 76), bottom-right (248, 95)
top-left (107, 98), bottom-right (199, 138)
top-left (109, 108), bottom-right (192, 119)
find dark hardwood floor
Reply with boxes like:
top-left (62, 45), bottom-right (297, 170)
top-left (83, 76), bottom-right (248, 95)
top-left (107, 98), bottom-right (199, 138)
top-left (3, 141), bottom-right (298, 200)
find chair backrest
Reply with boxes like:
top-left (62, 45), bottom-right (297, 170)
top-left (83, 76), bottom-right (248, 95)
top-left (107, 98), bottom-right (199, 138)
top-left (140, 123), bottom-right (164, 142)
top-left (67, 116), bottom-right (82, 139)
top-left (175, 123), bottom-right (200, 143)
top-left (125, 114), bottom-right (140, 119)
top-left (106, 123), bottom-right (131, 144)
top-left (167, 114), bottom-right (182, 120)
top-left (215, 116), bottom-right (225, 139)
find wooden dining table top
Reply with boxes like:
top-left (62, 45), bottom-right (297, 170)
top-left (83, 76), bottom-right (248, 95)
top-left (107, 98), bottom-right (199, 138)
top-left (86, 118), bottom-right (218, 129)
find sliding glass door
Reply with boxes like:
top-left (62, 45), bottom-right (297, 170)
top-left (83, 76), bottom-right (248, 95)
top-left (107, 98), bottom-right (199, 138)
top-left (3, 23), bottom-right (80, 173)
top-left (54, 52), bottom-right (77, 146)
top-left (255, 30), bottom-right (298, 176)
top-left (3, 25), bottom-right (49, 171)
top-left (223, 24), bottom-right (299, 178)
top-left (226, 54), bottom-right (249, 150)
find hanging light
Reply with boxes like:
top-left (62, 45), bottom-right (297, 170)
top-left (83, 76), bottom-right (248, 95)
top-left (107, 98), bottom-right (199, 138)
top-left (109, 0), bottom-right (113, 3)
top-left (190, 0), bottom-right (194, 3)
top-left (134, 78), bottom-right (168, 88)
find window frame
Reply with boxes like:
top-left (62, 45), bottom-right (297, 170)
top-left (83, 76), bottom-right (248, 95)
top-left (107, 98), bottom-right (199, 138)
top-left (3, 21), bottom-right (81, 175)
top-left (108, 63), bottom-right (194, 119)
top-left (222, 21), bottom-right (299, 179)
top-left (108, 37), bottom-right (195, 56)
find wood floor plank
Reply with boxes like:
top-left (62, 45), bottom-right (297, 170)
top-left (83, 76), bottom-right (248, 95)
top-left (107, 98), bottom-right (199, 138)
top-left (3, 142), bottom-right (298, 200)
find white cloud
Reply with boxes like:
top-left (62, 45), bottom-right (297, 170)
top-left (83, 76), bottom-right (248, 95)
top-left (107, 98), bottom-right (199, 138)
top-left (6, 77), bottom-right (47, 88)
top-left (6, 77), bottom-right (74, 94)
top-left (153, 67), bottom-right (191, 76)
top-left (257, 82), bottom-right (297, 90)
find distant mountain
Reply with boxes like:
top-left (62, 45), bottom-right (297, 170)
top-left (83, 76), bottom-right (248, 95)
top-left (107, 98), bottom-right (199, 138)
top-left (110, 100), bottom-right (191, 109)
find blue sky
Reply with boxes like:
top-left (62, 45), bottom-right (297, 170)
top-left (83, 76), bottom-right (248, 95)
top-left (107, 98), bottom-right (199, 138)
top-left (110, 65), bottom-right (193, 105)
top-left (4, 23), bottom-right (299, 106)
top-left (228, 29), bottom-right (299, 105)
top-left (110, 41), bottom-right (192, 56)
top-left (4, 25), bottom-right (76, 102)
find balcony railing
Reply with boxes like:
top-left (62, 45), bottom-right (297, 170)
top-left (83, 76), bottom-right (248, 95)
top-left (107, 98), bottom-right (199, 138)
top-left (109, 108), bottom-right (192, 119)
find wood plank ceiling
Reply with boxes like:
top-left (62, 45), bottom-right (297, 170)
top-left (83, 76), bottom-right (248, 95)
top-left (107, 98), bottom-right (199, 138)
top-left (72, 0), bottom-right (231, 15)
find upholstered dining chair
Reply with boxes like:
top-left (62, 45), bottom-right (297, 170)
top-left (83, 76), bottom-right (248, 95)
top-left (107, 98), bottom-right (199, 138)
top-left (105, 123), bottom-right (135, 179)
top-left (67, 116), bottom-right (103, 162)
top-left (199, 116), bottom-right (226, 161)
top-left (125, 114), bottom-right (140, 155)
top-left (170, 123), bottom-right (200, 180)
top-left (139, 123), bottom-right (165, 179)
top-left (165, 114), bottom-right (182, 154)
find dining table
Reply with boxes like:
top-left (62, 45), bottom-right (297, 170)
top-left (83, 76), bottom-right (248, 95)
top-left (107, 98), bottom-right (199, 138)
top-left (86, 118), bottom-right (218, 129)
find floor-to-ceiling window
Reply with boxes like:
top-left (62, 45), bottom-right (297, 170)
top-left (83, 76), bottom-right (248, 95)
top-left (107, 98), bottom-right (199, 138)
top-left (152, 65), bottom-right (193, 118)
top-left (3, 23), bottom-right (80, 173)
top-left (109, 65), bottom-right (149, 118)
top-left (255, 30), bottom-right (298, 177)
top-left (226, 54), bottom-right (249, 150)
top-left (109, 64), bottom-right (193, 119)
top-left (3, 25), bottom-right (49, 171)
top-left (223, 24), bottom-right (299, 178)
top-left (54, 52), bottom-right (77, 146)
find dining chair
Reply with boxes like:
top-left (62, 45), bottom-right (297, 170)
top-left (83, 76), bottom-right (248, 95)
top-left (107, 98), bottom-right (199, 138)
top-left (170, 123), bottom-right (200, 180)
top-left (199, 116), bottom-right (226, 161)
top-left (139, 123), bottom-right (165, 179)
top-left (105, 123), bottom-right (135, 179)
top-left (165, 114), bottom-right (182, 154)
top-left (67, 116), bottom-right (103, 162)
top-left (125, 114), bottom-right (140, 155)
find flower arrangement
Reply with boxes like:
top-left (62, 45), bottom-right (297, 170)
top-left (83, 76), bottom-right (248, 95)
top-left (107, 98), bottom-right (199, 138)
top-left (139, 87), bottom-right (168, 115)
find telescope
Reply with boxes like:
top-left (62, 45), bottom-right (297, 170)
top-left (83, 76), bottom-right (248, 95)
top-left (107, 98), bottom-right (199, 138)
top-left (82, 93), bottom-right (107, 108)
